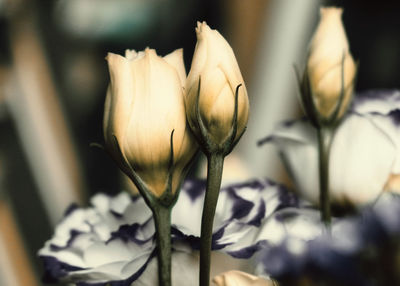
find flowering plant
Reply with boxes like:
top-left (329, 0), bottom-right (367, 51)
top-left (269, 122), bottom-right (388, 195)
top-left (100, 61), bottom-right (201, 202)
top-left (39, 179), bottom-right (321, 285)
top-left (38, 5), bottom-right (400, 286)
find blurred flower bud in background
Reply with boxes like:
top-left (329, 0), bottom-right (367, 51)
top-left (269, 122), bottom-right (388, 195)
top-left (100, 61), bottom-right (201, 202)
top-left (104, 48), bottom-right (197, 197)
top-left (185, 22), bottom-right (249, 145)
top-left (307, 7), bottom-right (356, 119)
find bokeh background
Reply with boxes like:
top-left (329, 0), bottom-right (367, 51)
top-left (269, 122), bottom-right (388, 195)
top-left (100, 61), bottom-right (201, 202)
top-left (0, 0), bottom-right (399, 285)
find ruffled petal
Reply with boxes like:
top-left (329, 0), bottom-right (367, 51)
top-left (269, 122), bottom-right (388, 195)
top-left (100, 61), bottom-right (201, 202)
top-left (39, 179), bottom-right (320, 285)
top-left (255, 192), bottom-right (400, 285)
top-left (38, 192), bottom-right (155, 285)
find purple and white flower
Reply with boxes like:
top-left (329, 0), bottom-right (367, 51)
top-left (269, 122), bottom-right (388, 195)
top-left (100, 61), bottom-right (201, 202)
top-left (255, 192), bottom-right (400, 285)
top-left (39, 179), bottom-right (322, 285)
top-left (39, 192), bottom-right (156, 285)
top-left (260, 90), bottom-right (400, 205)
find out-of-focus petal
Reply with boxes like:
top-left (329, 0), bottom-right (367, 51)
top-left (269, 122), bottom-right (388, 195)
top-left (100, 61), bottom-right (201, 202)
top-left (329, 114), bottom-right (395, 204)
top-left (264, 103), bottom-right (397, 205)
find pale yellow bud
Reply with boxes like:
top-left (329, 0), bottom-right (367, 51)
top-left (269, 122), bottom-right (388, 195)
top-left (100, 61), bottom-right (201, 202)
top-left (307, 7), bottom-right (356, 118)
top-left (186, 22), bottom-right (249, 144)
top-left (104, 48), bottom-right (197, 197)
top-left (212, 270), bottom-right (276, 286)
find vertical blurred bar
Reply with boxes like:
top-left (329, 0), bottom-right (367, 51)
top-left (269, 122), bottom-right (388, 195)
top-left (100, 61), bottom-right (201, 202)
top-left (5, 6), bottom-right (85, 224)
top-left (0, 199), bottom-right (39, 286)
top-left (234, 0), bottom-right (322, 180)
top-left (222, 0), bottom-right (271, 83)
top-left (0, 232), bottom-right (20, 286)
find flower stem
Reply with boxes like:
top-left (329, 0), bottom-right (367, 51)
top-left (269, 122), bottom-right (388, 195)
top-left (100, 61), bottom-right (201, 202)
top-left (200, 153), bottom-right (224, 286)
top-left (152, 205), bottom-right (172, 286)
top-left (317, 127), bottom-right (334, 227)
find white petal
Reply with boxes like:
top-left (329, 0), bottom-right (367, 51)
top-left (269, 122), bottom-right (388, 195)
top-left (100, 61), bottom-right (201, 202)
top-left (256, 208), bottom-right (322, 245)
top-left (124, 199), bottom-right (153, 225)
top-left (268, 115), bottom-right (397, 205)
top-left (330, 114), bottom-right (396, 204)
top-left (361, 114), bottom-right (400, 174)
top-left (120, 248), bottom-right (155, 277)
top-left (67, 261), bottom-right (128, 282)
top-left (353, 90), bottom-right (400, 114)
top-left (172, 181), bottom-right (205, 237)
top-left (83, 240), bottom-right (132, 267)
top-left (267, 120), bottom-right (320, 202)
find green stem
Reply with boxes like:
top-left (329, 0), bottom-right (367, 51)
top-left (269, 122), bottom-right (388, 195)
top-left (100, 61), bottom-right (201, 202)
top-left (317, 127), bottom-right (334, 227)
top-left (200, 153), bottom-right (224, 286)
top-left (152, 205), bottom-right (172, 286)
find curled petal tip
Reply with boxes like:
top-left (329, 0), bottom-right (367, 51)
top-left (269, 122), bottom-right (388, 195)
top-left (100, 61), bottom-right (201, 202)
top-left (105, 53), bottom-right (127, 67)
top-left (125, 49), bottom-right (138, 60)
top-left (105, 52), bottom-right (114, 61)
top-left (196, 20), bottom-right (207, 28)
top-left (195, 22), bottom-right (201, 34)
top-left (144, 47), bottom-right (155, 55)
top-left (196, 21), bottom-right (211, 36)
top-left (141, 48), bottom-right (158, 62)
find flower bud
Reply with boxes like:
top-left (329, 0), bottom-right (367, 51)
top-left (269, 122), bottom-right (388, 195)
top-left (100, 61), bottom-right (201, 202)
top-left (307, 7), bottom-right (356, 119)
top-left (212, 271), bottom-right (275, 286)
top-left (185, 22), bottom-right (249, 145)
top-left (104, 48), bottom-right (197, 197)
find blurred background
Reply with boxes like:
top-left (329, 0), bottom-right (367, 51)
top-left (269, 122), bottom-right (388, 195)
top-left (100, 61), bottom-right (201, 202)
top-left (0, 0), bottom-right (399, 284)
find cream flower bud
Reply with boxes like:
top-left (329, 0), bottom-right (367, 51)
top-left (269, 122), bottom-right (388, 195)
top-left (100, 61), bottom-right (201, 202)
top-left (212, 271), bottom-right (276, 286)
top-left (186, 22), bottom-right (249, 145)
top-left (104, 48), bottom-right (197, 197)
top-left (307, 7), bottom-right (356, 118)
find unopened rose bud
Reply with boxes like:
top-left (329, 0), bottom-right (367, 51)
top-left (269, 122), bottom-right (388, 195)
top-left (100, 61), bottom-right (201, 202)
top-left (212, 270), bottom-right (276, 286)
top-left (104, 48), bottom-right (197, 197)
top-left (185, 22), bottom-right (249, 146)
top-left (307, 7), bottom-right (356, 119)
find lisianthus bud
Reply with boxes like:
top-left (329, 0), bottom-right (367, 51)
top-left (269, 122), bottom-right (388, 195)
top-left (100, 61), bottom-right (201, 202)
top-left (186, 22), bottom-right (249, 145)
top-left (104, 48), bottom-right (197, 197)
top-left (307, 7), bottom-right (356, 119)
top-left (212, 271), bottom-right (275, 286)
